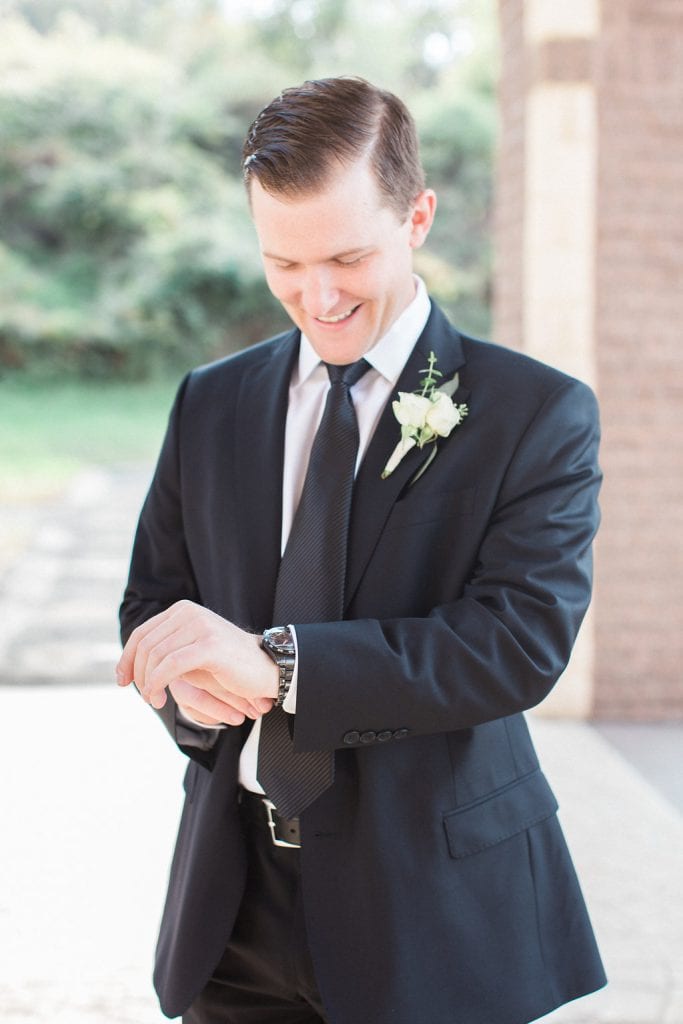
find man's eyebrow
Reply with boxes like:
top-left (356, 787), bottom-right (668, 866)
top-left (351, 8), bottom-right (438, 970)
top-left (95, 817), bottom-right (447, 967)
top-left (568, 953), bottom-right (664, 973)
top-left (262, 246), bottom-right (373, 262)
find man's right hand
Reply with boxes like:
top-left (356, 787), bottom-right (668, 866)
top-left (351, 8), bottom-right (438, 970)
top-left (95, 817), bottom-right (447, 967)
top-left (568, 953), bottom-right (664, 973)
top-left (116, 600), bottom-right (277, 724)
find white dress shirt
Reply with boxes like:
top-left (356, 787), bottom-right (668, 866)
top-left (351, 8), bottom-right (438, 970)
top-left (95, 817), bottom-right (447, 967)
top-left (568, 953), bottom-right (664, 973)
top-left (184, 277), bottom-right (431, 794)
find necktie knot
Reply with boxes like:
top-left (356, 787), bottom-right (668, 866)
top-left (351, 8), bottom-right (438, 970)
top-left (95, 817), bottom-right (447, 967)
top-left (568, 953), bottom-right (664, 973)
top-left (326, 358), bottom-right (370, 389)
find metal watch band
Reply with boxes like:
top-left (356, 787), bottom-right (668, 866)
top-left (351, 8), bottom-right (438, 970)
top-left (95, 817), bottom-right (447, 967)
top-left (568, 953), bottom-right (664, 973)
top-left (274, 655), bottom-right (295, 707)
top-left (261, 627), bottom-right (295, 708)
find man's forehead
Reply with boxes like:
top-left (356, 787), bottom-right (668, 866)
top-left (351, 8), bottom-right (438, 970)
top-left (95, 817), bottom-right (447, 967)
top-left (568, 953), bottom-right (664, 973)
top-left (249, 156), bottom-right (392, 216)
top-left (251, 167), bottom-right (401, 251)
top-left (246, 150), bottom-right (372, 201)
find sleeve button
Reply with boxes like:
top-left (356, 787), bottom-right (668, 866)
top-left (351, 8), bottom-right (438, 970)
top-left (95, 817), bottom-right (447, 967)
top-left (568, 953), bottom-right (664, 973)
top-left (377, 730), bottom-right (393, 742)
top-left (393, 728), bottom-right (410, 740)
top-left (343, 731), bottom-right (360, 745)
top-left (360, 730), bottom-right (377, 744)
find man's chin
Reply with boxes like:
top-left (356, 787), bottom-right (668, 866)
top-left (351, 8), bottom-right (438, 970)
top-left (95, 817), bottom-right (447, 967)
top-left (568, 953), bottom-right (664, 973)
top-left (311, 340), bottom-right (373, 365)
top-left (305, 312), bottom-right (376, 364)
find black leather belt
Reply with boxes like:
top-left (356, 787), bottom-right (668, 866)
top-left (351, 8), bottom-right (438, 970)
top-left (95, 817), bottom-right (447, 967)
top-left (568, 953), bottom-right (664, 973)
top-left (239, 789), bottom-right (301, 848)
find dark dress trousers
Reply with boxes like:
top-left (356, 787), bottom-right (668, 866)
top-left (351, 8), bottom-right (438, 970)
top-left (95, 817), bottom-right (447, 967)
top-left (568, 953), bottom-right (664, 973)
top-left (120, 302), bottom-right (607, 1024)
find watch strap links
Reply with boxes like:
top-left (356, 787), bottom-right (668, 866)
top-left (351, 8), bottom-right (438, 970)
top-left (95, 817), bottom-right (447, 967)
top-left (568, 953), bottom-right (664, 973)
top-left (261, 626), bottom-right (295, 708)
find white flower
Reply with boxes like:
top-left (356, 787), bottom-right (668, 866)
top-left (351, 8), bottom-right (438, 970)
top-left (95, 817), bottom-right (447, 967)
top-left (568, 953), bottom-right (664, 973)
top-left (381, 351), bottom-right (468, 479)
top-left (425, 391), bottom-right (464, 436)
top-left (392, 392), bottom-right (431, 428)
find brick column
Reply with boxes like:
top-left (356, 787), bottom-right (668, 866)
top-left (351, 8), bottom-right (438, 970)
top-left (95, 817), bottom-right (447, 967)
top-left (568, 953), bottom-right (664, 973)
top-left (494, 0), bottom-right (683, 719)
top-left (593, 0), bottom-right (683, 718)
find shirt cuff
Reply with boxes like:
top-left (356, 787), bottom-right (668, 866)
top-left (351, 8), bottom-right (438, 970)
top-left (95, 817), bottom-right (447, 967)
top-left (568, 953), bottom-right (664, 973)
top-left (282, 624), bottom-right (298, 714)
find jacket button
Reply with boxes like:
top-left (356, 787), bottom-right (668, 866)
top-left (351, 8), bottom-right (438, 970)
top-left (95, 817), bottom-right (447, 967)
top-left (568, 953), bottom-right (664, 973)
top-left (377, 730), bottom-right (393, 742)
top-left (360, 730), bottom-right (376, 744)
top-left (393, 728), bottom-right (410, 740)
top-left (343, 731), bottom-right (360, 745)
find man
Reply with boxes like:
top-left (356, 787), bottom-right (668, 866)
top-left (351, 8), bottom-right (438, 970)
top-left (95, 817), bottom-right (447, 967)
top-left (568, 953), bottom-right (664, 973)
top-left (118, 77), bottom-right (606, 1024)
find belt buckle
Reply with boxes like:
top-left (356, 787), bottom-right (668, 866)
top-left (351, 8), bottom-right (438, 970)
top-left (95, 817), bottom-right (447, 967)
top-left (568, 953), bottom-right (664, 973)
top-left (262, 799), bottom-right (301, 848)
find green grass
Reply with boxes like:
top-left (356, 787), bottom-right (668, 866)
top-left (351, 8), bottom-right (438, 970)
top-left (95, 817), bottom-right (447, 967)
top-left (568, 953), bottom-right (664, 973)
top-left (0, 376), bottom-right (180, 500)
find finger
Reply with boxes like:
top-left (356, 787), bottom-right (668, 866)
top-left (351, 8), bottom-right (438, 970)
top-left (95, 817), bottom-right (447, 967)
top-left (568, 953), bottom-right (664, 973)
top-left (118, 600), bottom-right (202, 691)
top-left (170, 679), bottom-right (247, 727)
top-left (251, 697), bottom-right (275, 715)
top-left (134, 604), bottom-right (206, 697)
top-left (117, 633), bottom-right (140, 686)
top-left (117, 607), bottom-right (175, 688)
top-left (182, 669), bottom-right (261, 717)
top-left (178, 672), bottom-right (270, 721)
top-left (137, 606), bottom-right (222, 698)
top-left (116, 614), bottom-right (164, 688)
top-left (134, 618), bottom-right (189, 697)
top-left (177, 704), bottom-right (224, 727)
top-left (143, 636), bottom-right (223, 701)
top-left (149, 689), bottom-right (168, 710)
top-left (143, 623), bottom-right (259, 702)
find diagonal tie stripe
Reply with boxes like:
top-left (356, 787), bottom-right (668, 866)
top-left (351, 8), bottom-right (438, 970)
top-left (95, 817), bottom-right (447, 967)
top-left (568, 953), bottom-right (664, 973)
top-left (257, 359), bottom-right (370, 818)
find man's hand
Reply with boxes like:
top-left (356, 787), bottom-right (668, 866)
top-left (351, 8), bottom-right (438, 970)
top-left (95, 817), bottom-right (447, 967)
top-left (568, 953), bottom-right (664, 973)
top-left (116, 600), bottom-right (278, 725)
top-left (170, 674), bottom-right (263, 728)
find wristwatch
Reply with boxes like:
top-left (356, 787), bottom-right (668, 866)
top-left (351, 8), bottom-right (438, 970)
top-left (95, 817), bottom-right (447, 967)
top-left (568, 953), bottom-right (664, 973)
top-left (261, 626), bottom-right (296, 707)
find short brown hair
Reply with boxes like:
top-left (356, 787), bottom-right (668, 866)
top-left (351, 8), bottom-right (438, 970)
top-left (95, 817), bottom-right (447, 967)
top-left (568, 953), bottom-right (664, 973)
top-left (242, 77), bottom-right (425, 220)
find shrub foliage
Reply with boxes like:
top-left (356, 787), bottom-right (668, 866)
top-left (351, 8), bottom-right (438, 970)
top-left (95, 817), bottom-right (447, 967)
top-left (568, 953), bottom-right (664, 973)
top-left (0, 0), bottom-right (496, 377)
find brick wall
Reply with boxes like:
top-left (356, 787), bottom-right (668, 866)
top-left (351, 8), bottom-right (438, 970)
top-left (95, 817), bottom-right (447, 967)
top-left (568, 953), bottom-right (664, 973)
top-left (494, 0), bottom-right (683, 718)
top-left (593, 0), bottom-right (683, 717)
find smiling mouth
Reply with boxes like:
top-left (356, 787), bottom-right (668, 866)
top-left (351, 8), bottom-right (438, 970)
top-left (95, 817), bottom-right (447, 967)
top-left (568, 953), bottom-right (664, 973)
top-left (316, 305), bottom-right (360, 324)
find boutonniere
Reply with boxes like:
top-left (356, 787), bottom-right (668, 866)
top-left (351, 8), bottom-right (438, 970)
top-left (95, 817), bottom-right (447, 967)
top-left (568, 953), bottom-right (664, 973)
top-left (381, 351), bottom-right (468, 479)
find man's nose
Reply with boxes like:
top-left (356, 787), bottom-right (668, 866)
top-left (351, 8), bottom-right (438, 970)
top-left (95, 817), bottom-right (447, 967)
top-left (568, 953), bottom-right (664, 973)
top-left (301, 268), bottom-right (340, 317)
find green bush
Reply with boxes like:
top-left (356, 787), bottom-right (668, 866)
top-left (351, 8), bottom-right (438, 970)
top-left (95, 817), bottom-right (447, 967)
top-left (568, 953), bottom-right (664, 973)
top-left (0, 1), bottom-right (497, 379)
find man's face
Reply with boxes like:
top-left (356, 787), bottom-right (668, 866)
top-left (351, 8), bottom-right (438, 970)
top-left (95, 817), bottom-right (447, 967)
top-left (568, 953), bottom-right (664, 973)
top-left (250, 158), bottom-right (435, 365)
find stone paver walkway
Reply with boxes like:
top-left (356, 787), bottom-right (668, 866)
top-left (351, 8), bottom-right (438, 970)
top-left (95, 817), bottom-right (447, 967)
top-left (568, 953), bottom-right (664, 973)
top-left (0, 466), bottom-right (681, 1024)
top-left (0, 466), bottom-right (150, 687)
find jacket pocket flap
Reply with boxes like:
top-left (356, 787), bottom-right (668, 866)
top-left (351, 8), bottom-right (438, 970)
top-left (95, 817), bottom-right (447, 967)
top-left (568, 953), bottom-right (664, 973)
top-left (443, 770), bottom-right (558, 860)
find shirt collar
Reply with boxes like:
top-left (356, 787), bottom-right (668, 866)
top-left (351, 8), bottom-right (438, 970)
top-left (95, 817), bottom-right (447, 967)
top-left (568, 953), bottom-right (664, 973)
top-left (296, 276), bottom-right (431, 386)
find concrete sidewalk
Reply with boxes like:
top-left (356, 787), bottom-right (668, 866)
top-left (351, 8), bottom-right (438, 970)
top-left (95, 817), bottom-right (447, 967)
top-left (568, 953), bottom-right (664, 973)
top-left (0, 467), bottom-right (681, 1024)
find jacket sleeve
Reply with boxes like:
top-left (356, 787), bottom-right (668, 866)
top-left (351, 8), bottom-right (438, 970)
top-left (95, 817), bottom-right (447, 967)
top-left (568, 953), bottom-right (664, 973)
top-left (119, 374), bottom-right (221, 767)
top-left (292, 377), bottom-right (602, 752)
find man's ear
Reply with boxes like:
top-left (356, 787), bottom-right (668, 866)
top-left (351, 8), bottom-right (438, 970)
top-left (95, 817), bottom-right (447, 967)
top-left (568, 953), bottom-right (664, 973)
top-left (408, 189), bottom-right (437, 250)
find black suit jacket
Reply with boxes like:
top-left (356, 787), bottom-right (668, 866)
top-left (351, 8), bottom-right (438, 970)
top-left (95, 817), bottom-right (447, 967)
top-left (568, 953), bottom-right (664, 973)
top-left (121, 303), bottom-right (606, 1023)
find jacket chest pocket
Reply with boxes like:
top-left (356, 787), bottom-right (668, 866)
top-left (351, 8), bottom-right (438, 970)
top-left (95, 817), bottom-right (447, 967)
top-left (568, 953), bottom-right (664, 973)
top-left (387, 486), bottom-right (476, 530)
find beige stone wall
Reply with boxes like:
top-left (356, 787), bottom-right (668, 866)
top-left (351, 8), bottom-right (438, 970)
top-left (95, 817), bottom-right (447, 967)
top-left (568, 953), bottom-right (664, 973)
top-left (494, 0), bottom-right (683, 719)
top-left (492, 0), bottom-right (526, 354)
top-left (495, 1), bottom-right (600, 717)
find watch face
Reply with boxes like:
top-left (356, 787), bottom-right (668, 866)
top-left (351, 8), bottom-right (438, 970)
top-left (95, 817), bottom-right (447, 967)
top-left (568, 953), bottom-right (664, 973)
top-left (266, 627), bottom-right (292, 649)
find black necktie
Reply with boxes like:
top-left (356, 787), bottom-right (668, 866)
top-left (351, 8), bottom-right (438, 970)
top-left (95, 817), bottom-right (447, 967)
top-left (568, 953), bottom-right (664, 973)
top-left (257, 359), bottom-right (370, 818)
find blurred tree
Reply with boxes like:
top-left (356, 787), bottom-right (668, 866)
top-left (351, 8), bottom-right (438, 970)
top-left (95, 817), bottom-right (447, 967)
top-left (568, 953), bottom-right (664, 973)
top-left (0, 0), bottom-right (497, 377)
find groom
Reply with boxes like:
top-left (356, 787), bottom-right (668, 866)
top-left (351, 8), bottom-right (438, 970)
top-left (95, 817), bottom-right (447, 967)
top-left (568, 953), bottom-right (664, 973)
top-left (118, 77), bottom-right (606, 1024)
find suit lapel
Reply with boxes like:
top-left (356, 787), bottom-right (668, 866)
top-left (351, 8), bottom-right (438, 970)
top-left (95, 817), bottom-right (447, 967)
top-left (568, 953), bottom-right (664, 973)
top-left (234, 329), bottom-right (299, 629)
top-left (232, 307), bottom-right (468, 625)
top-left (345, 304), bottom-right (468, 610)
